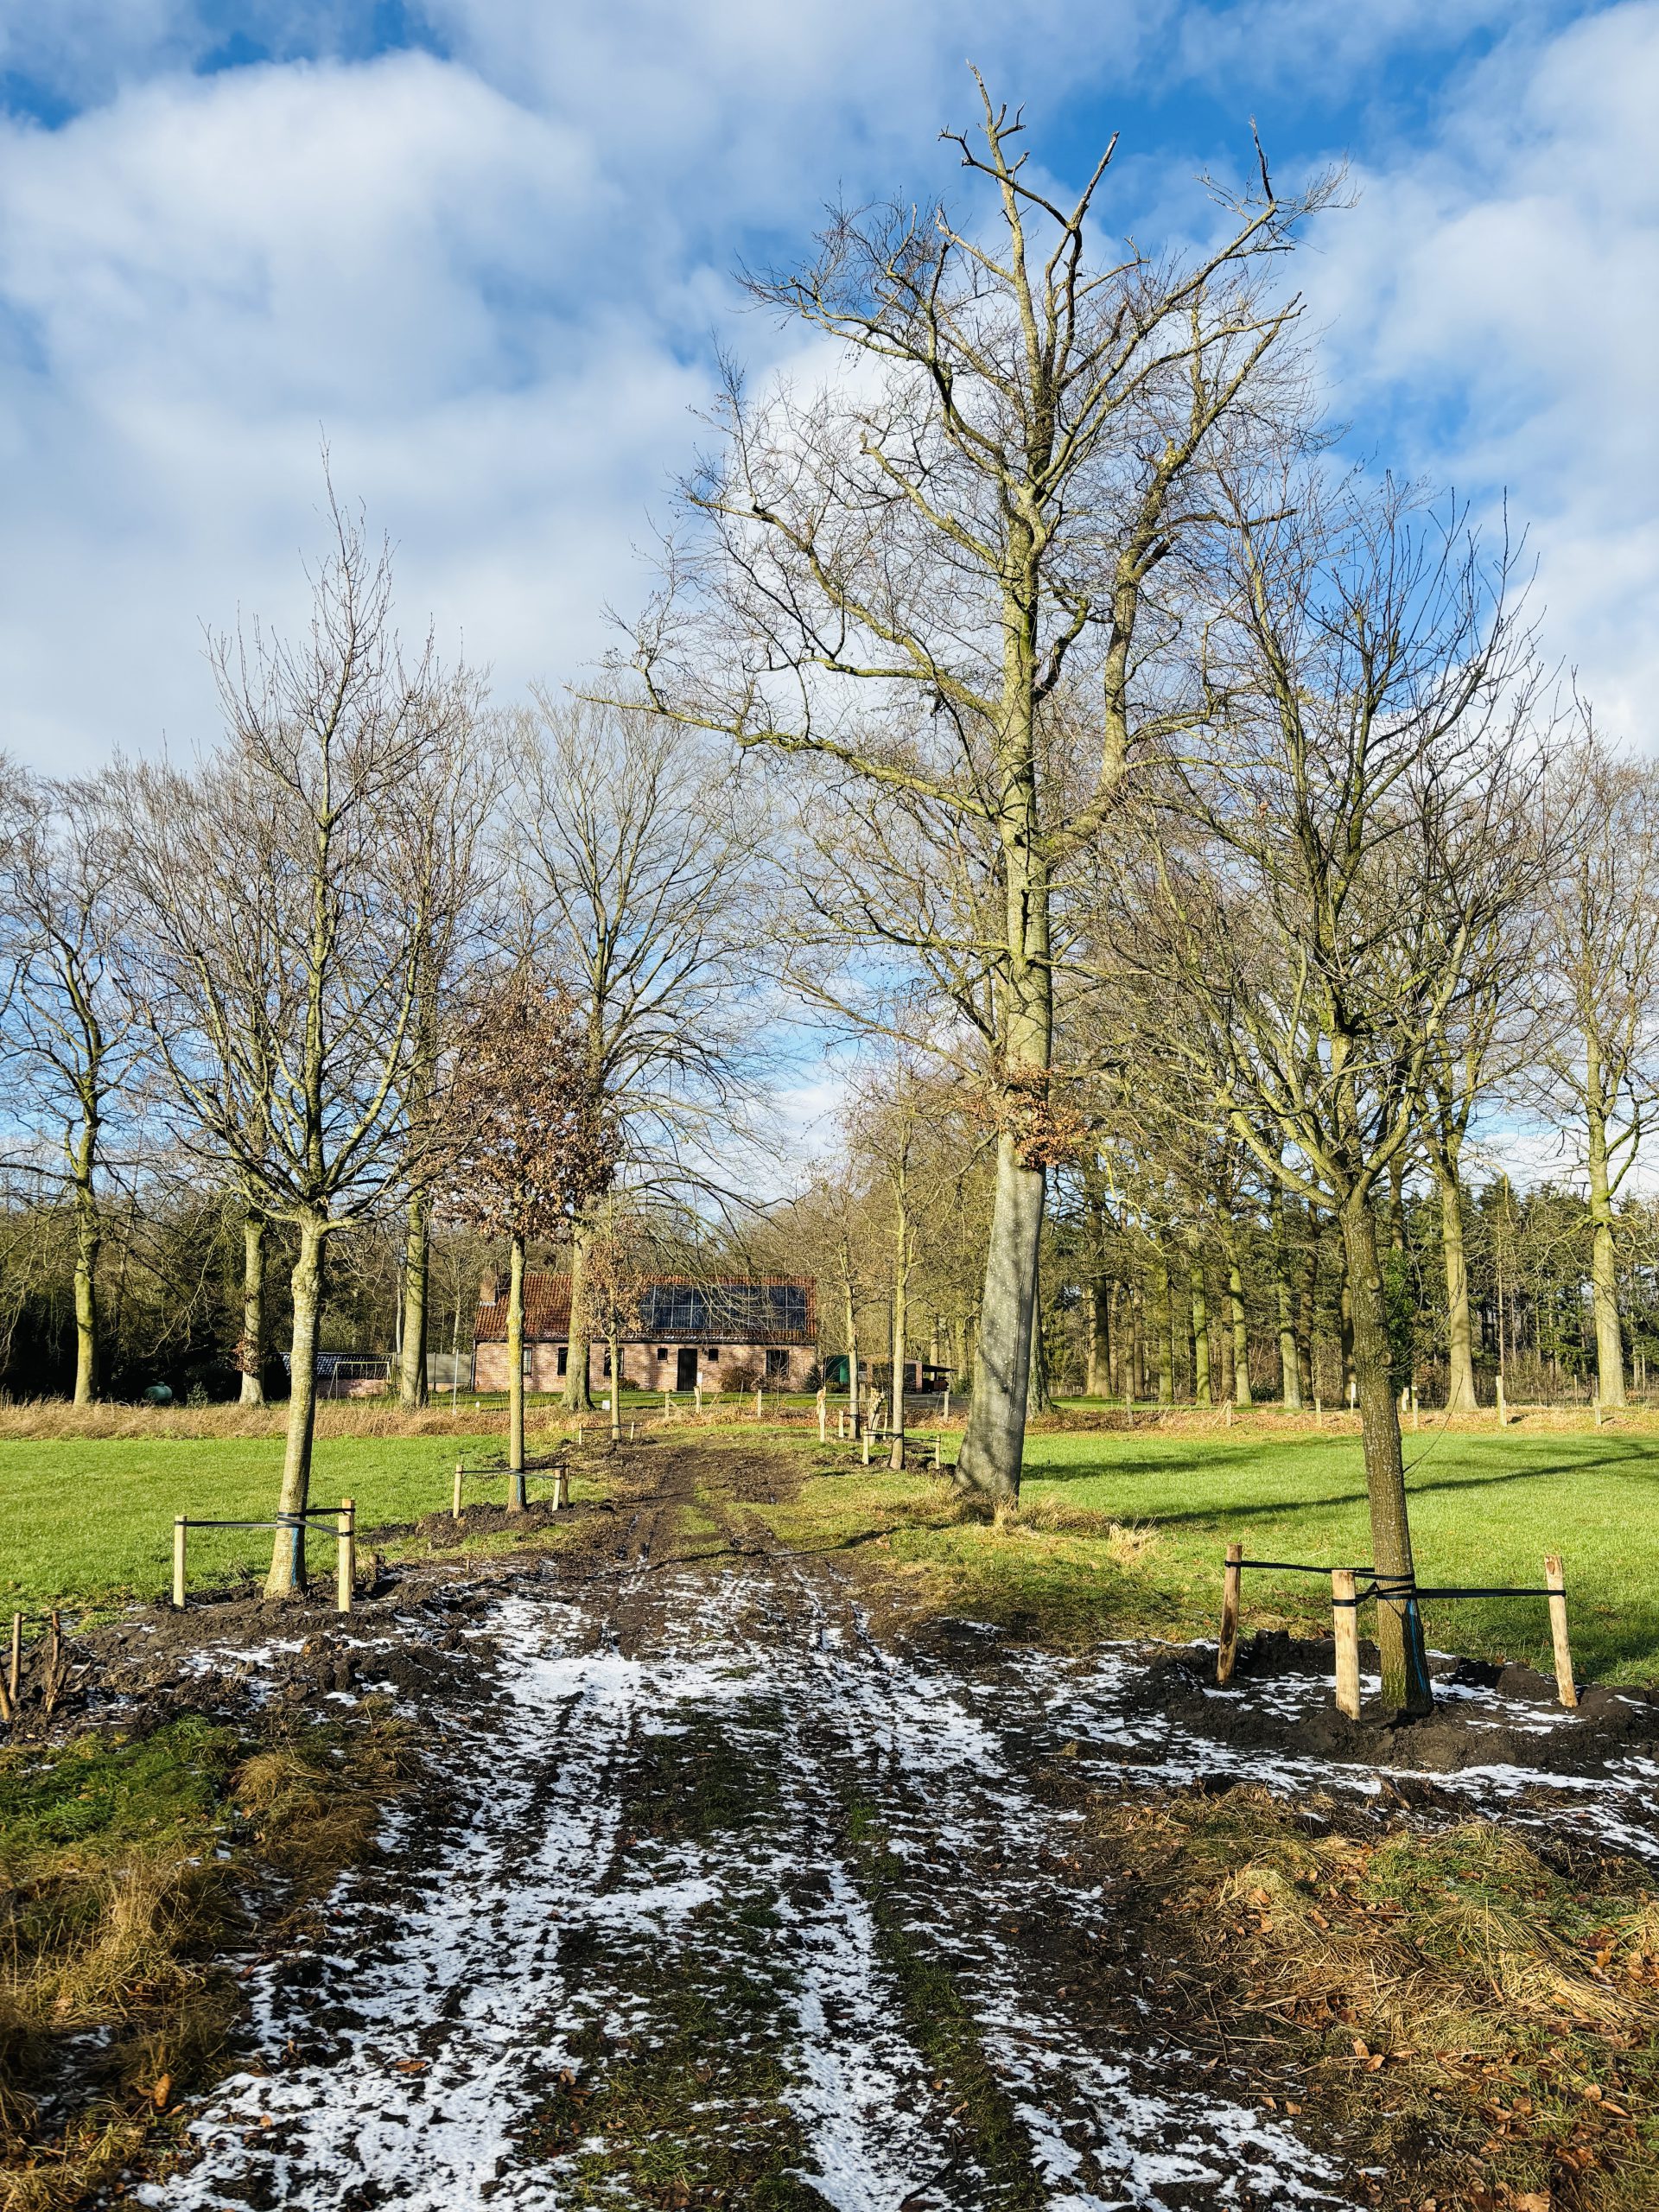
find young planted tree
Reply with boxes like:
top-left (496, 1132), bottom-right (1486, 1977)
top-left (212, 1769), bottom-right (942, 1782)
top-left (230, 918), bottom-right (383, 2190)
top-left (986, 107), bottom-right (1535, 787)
top-left (1533, 739), bottom-right (1659, 1409)
top-left (584, 1198), bottom-right (653, 1443)
top-left (1111, 477), bottom-right (1548, 1712)
top-left (630, 82), bottom-right (1330, 1506)
top-left (442, 975), bottom-right (616, 1491)
top-left (0, 775), bottom-right (138, 1403)
top-left (121, 503), bottom-right (480, 1593)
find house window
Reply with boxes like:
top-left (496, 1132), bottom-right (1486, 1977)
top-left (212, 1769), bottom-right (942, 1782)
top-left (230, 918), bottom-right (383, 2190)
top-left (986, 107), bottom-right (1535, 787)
top-left (556, 1347), bottom-right (569, 1376)
top-left (657, 1347), bottom-right (669, 1359)
top-left (708, 1347), bottom-right (721, 1362)
top-left (766, 1347), bottom-right (790, 1379)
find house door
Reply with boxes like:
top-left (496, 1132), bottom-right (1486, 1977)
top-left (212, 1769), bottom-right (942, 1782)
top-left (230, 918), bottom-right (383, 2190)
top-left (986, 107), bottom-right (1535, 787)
top-left (676, 1347), bottom-right (698, 1391)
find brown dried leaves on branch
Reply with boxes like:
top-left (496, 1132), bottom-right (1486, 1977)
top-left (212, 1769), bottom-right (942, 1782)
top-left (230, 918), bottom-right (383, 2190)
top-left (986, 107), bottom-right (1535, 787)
top-left (436, 975), bottom-right (618, 1240)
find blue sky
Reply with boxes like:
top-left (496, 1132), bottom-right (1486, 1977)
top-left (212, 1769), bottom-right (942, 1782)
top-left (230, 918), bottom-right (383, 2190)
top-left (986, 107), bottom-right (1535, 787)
top-left (0, 0), bottom-right (1653, 771)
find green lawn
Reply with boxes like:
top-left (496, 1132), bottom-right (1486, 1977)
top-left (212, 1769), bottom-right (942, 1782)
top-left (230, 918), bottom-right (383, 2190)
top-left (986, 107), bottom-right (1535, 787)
top-left (0, 1434), bottom-right (517, 1610)
top-left (4, 1420), bottom-right (1656, 1685)
top-left (1017, 1425), bottom-right (1659, 1685)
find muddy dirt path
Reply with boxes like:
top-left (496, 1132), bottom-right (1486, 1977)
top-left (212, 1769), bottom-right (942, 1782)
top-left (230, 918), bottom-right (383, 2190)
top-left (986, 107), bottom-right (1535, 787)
top-left (131, 1447), bottom-right (1653, 2212)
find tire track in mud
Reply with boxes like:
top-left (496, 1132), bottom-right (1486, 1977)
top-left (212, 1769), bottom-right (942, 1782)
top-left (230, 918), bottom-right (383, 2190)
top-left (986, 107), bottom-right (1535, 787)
top-left (142, 1447), bottom-right (1355, 2212)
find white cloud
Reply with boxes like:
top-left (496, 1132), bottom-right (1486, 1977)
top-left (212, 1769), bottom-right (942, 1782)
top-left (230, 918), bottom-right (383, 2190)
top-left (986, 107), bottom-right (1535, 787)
top-left (1305, 0), bottom-right (1659, 741)
top-left (0, 0), bottom-right (1651, 779)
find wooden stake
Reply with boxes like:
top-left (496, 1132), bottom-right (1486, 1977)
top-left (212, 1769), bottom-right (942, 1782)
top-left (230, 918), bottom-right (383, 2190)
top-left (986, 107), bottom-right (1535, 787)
top-left (836, 1407), bottom-right (845, 1440)
top-left (1314, 1395), bottom-right (1323, 1430)
top-left (7, 1611), bottom-right (20, 1703)
top-left (1496, 1372), bottom-right (1508, 1427)
top-left (1411, 1386), bottom-right (1420, 1431)
top-left (43, 1611), bottom-right (64, 1714)
top-left (453, 1460), bottom-right (464, 1521)
top-left (1332, 1568), bottom-right (1361, 1718)
top-left (1544, 1552), bottom-right (1577, 1709)
top-left (943, 1384), bottom-right (951, 1422)
top-left (932, 1430), bottom-right (942, 1468)
top-left (861, 1425), bottom-right (872, 1466)
top-left (173, 1516), bottom-right (188, 1611)
top-left (336, 1500), bottom-right (355, 1615)
top-left (817, 1386), bottom-right (827, 1443)
top-left (1217, 1541), bottom-right (1243, 1685)
top-left (695, 1383), bottom-right (702, 1415)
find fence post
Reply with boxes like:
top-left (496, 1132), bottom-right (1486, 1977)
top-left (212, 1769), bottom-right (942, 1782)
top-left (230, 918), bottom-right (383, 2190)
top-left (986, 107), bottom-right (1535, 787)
top-left (7, 1611), bottom-right (20, 1703)
top-left (695, 1383), bottom-right (702, 1416)
top-left (1332, 1568), bottom-right (1361, 1718)
top-left (173, 1516), bottom-right (188, 1611)
top-left (861, 1422), bottom-right (872, 1467)
top-left (337, 1499), bottom-right (355, 1615)
top-left (453, 1460), bottom-right (464, 1521)
top-left (1544, 1553), bottom-right (1577, 1709)
top-left (1217, 1541), bottom-right (1243, 1685)
top-left (817, 1386), bottom-right (827, 1443)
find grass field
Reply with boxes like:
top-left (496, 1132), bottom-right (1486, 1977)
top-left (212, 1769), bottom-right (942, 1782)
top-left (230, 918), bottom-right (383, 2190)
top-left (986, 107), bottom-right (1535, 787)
top-left (0, 1433), bottom-right (520, 1609)
top-left (4, 1409), bottom-right (1657, 1682)
top-left (762, 1420), bottom-right (1659, 1685)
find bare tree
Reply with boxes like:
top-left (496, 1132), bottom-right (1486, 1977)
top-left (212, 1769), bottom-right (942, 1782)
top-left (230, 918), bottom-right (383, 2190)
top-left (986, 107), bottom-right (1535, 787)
top-left (0, 775), bottom-right (139, 1402)
top-left (512, 697), bottom-right (770, 1410)
top-left (1107, 476), bottom-right (1549, 1712)
top-left (630, 80), bottom-right (1331, 1505)
top-left (1532, 734), bottom-right (1659, 1409)
top-left (442, 974), bottom-right (616, 1489)
top-left (395, 707), bottom-right (499, 1408)
top-left (120, 500), bottom-right (479, 1594)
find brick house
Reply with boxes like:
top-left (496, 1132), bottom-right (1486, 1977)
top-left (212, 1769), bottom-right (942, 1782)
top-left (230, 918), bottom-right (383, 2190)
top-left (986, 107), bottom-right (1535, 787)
top-left (471, 1273), bottom-right (818, 1394)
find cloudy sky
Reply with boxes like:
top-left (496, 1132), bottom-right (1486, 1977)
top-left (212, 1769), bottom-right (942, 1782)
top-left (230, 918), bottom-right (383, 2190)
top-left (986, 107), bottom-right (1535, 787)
top-left (0, 0), bottom-right (1653, 772)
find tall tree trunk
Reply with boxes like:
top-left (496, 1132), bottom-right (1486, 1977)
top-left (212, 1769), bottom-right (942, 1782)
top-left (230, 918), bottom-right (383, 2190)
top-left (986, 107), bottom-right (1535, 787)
top-left (1189, 1253), bottom-right (1211, 1406)
top-left (1085, 1271), bottom-right (1111, 1396)
top-left (1270, 1188), bottom-right (1301, 1408)
top-left (1298, 1216), bottom-right (1318, 1402)
top-left (70, 1116), bottom-right (99, 1405)
top-left (888, 1243), bottom-right (907, 1471)
top-left (1436, 1159), bottom-right (1478, 1411)
top-left (1586, 1089), bottom-right (1626, 1407)
top-left (268, 1217), bottom-right (326, 1598)
top-left (843, 1278), bottom-right (861, 1433)
top-left (507, 1233), bottom-right (526, 1504)
top-left (1221, 1217), bottom-right (1253, 1407)
top-left (398, 1190), bottom-right (429, 1408)
top-left (563, 1219), bottom-right (595, 1410)
top-left (1130, 1281), bottom-right (1145, 1401)
top-left (956, 1137), bottom-right (1044, 1505)
top-left (1338, 1233), bottom-right (1356, 1404)
top-left (238, 1208), bottom-right (266, 1406)
top-left (1026, 1244), bottom-right (1055, 1415)
top-left (1106, 1281), bottom-right (1121, 1398)
top-left (957, 817), bottom-right (1051, 1506)
top-left (1340, 1196), bottom-right (1433, 1715)
top-left (1154, 1243), bottom-right (1174, 1405)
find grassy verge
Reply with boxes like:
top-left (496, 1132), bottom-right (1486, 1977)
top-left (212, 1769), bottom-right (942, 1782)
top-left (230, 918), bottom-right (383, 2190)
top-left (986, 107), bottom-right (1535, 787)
top-left (0, 1701), bottom-right (410, 2210)
top-left (742, 1422), bottom-right (1659, 1683)
top-left (1103, 1784), bottom-right (1659, 2209)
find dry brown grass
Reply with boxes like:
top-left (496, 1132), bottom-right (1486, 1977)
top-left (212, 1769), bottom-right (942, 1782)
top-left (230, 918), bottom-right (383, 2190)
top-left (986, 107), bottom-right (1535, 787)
top-left (0, 1396), bottom-right (522, 1442)
top-left (0, 1707), bottom-right (411, 2209)
top-left (1105, 1789), bottom-right (1659, 2207)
